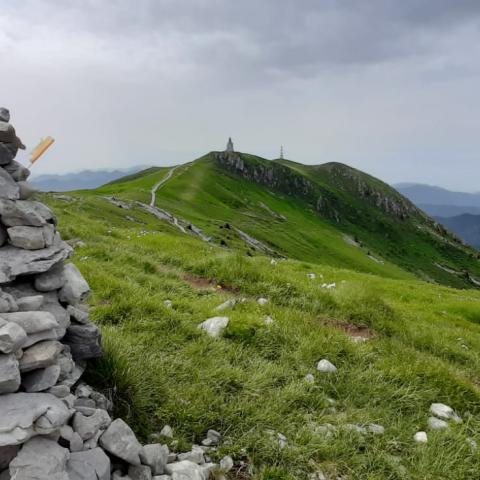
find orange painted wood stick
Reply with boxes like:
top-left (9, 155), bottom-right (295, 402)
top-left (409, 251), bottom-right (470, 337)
top-left (30, 136), bottom-right (55, 165)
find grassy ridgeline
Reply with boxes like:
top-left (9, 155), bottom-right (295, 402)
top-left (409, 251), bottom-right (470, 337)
top-left (43, 193), bottom-right (480, 480)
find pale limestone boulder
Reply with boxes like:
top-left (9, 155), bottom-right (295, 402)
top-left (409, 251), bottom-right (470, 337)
top-left (19, 340), bottom-right (63, 372)
top-left (7, 225), bottom-right (55, 250)
top-left (0, 168), bottom-right (19, 200)
top-left (0, 320), bottom-right (26, 353)
top-left (67, 448), bottom-right (110, 480)
top-left (0, 353), bottom-right (20, 394)
top-left (16, 295), bottom-right (44, 311)
top-left (9, 437), bottom-right (69, 480)
top-left (198, 317), bottom-right (229, 338)
top-left (21, 365), bottom-right (61, 392)
top-left (0, 240), bottom-right (72, 284)
top-left (58, 263), bottom-right (90, 305)
top-left (34, 263), bottom-right (66, 292)
top-left (0, 393), bottom-right (70, 446)
top-left (0, 199), bottom-right (51, 227)
top-left (99, 418), bottom-right (142, 465)
top-left (140, 444), bottom-right (169, 475)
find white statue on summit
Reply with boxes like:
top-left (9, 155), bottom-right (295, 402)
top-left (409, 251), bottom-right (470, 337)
top-left (226, 137), bottom-right (234, 153)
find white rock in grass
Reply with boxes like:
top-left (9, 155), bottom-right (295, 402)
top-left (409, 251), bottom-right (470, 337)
top-left (264, 315), bottom-right (274, 326)
top-left (220, 455), bottom-right (234, 472)
top-left (467, 438), bottom-right (477, 451)
top-left (414, 431), bottom-right (428, 443)
top-left (270, 259), bottom-right (277, 266)
top-left (198, 317), bottom-right (229, 338)
top-left (304, 373), bottom-right (315, 383)
top-left (214, 299), bottom-right (236, 312)
top-left (366, 424), bottom-right (385, 435)
top-left (307, 273), bottom-right (316, 279)
top-left (316, 359), bottom-right (337, 373)
top-left (164, 300), bottom-right (172, 309)
top-left (160, 425), bottom-right (174, 438)
top-left (427, 417), bottom-right (448, 430)
top-left (429, 403), bottom-right (462, 423)
top-left (277, 432), bottom-right (287, 449)
top-left (257, 298), bottom-right (268, 306)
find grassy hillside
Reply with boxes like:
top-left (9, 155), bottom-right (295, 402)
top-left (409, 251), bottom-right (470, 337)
top-left (40, 188), bottom-right (480, 480)
top-left (95, 152), bottom-right (480, 288)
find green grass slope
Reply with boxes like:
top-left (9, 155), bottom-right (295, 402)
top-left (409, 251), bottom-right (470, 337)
top-left (94, 152), bottom-right (480, 288)
top-left (40, 190), bottom-right (480, 480)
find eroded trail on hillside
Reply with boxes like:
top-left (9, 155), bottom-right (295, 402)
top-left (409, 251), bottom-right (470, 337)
top-left (150, 166), bottom-right (178, 206)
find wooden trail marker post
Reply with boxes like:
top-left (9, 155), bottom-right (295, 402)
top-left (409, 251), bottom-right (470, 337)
top-left (29, 136), bottom-right (55, 168)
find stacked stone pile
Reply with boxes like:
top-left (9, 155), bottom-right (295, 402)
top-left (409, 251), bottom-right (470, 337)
top-left (0, 139), bottom-right (225, 478)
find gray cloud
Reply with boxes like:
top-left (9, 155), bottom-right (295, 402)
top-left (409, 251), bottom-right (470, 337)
top-left (1, 1), bottom-right (480, 190)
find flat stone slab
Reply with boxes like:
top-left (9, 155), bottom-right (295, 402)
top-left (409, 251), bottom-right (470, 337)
top-left (9, 437), bottom-right (69, 480)
top-left (0, 393), bottom-right (71, 446)
top-left (0, 240), bottom-right (72, 284)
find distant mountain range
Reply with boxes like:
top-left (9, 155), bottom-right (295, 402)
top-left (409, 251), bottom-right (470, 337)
top-left (395, 183), bottom-right (480, 249)
top-left (30, 166), bottom-right (150, 192)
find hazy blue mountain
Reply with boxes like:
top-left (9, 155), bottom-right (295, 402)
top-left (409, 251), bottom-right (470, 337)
top-left (419, 204), bottom-right (480, 217)
top-left (395, 183), bottom-right (480, 209)
top-left (435, 214), bottom-right (480, 249)
top-left (30, 166), bottom-right (150, 192)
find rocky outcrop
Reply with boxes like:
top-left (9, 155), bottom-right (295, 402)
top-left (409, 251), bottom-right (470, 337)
top-left (0, 142), bottom-right (222, 479)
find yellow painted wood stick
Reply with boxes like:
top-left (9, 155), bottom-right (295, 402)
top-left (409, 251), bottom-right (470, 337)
top-left (30, 136), bottom-right (55, 166)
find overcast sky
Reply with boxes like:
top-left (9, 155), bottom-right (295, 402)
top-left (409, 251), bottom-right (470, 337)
top-left (1, 1), bottom-right (480, 191)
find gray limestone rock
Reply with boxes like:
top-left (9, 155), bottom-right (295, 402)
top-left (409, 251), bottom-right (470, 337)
top-left (0, 354), bottom-right (20, 394)
top-left (16, 295), bottom-right (44, 311)
top-left (198, 317), bottom-right (229, 338)
top-left (0, 393), bottom-right (70, 446)
top-left (220, 455), bottom-right (233, 472)
top-left (19, 340), bottom-right (63, 372)
top-left (58, 264), bottom-right (90, 305)
top-left (16, 181), bottom-right (36, 200)
top-left (67, 448), bottom-right (110, 480)
top-left (7, 225), bottom-right (55, 250)
top-left (69, 432), bottom-right (83, 452)
top-left (45, 384), bottom-right (70, 398)
top-left (129, 465), bottom-right (153, 480)
top-left (0, 311), bottom-right (58, 335)
top-left (429, 403), bottom-right (462, 423)
top-left (0, 199), bottom-right (52, 227)
top-left (63, 323), bottom-right (103, 360)
top-left (177, 446), bottom-right (204, 465)
top-left (21, 365), bottom-right (61, 392)
top-left (67, 304), bottom-right (90, 324)
top-left (72, 409), bottom-right (111, 440)
top-left (0, 241), bottom-right (72, 284)
top-left (165, 460), bottom-right (215, 480)
top-left (0, 291), bottom-right (18, 313)
top-left (34, 263), bottom-right (66, 292)
top-left (140, 444), bottom-right (169, 475)
top-left (316, 359), bottom-right (337, 373)
top-left (0, 320), bottom-right (26, 353)
top-left (99, 418), bottom-right (142, 465)
top-left (0, 168), bottom-right (19, 201)
top-left (3, 160), bottom-right (30, 183)
top-left (9, 437), bottom-right (69, 480)
top-left (427, 417), bottom-right (449, 430)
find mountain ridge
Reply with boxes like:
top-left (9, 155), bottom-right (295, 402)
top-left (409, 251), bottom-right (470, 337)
top-left (95, 150), bottom-right (480, 288)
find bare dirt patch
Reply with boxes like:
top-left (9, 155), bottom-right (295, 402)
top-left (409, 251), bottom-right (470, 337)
top-left (319, 315), bottom-right (375, 341)
top-left (182, 273), bottom-right (239, 293)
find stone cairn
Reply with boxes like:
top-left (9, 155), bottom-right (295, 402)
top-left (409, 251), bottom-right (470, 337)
top-left (0, 133), bottom-right (224, 478)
